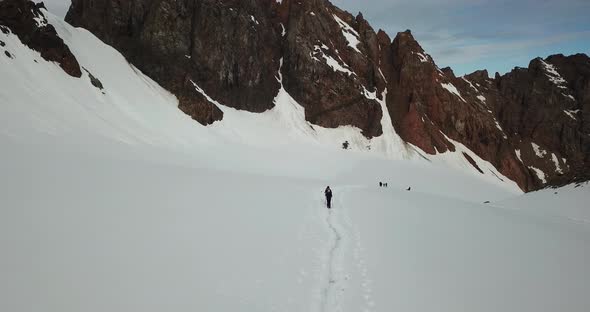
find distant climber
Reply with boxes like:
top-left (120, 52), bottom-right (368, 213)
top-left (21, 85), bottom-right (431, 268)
top-left (379, 182), bottom-right (383, 187)
top-left (406, 187), bottom-right (411, 191)
top-left (325, 186), bottom-right (333, 209)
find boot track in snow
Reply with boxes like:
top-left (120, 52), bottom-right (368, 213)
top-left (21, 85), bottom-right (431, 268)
top-left (320, 209), bottom-right (342, 311)
top-left (316, 186), bottom-right (376, 312)
top-left (318, 188), bottom-right (351, 312)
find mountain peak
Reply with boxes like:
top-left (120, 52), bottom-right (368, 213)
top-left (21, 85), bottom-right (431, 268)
top-left (392, 28), bottom-right (424, 54)
top-left (465, 69), bottom-right (490, 80)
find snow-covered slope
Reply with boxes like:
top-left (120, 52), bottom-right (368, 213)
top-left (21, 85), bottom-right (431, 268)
top-left (0, 9), bottom-right (519, 190)
top-left (1, 10), bottom-right (589, 312)
top-left (341, 185), bottom-right (590, 312)
top-left (499, 181), bottom-right (590, 224)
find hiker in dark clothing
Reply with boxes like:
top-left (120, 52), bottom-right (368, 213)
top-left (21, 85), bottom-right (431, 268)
top-left (325, 186), bottom-right (333, 209)
top-left (379, 182), bottom-right (383, 187)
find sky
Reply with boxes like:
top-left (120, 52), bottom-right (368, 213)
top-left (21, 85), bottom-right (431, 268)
top-left (333, 0), bottom-right (590, 75)
top-left (41, 0), bottom-right (589, 76)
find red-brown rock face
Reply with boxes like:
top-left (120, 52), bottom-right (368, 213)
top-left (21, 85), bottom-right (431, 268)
top-left (64, 0), bottom-right (387, 135)
top-left (495, 55), bottom-right (590, 188)
top-left (372, 27), bottom-right (589, 191)
top-left (62, 0), bottom-right (590, 191)
top-left (278, 0), bottom-right (384, 137)
top-left (384, 30), bottom-right (529, 187)
top-left (0, 0), bottom-right (81, 77)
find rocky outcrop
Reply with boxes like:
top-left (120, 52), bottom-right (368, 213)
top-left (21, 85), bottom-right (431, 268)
top-left (60, 0), bottom-right (590, 191)
top-left (387, 30), bottom-right (457, 155)
top-left (384, 30), bottom-right (532, 189)
top-left (65, 0), bottom-right (385, 135)
top-left (495, 54), bottom-right (590, 188)
top-left (383, 28), bottom-right (589, 190)
top-left (278, 0), bottom-right (384, 137)
top-left (0, 0), bottom-right (81, 77)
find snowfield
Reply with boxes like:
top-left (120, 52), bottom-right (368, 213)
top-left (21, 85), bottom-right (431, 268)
top-left (1, 10), bottom-right (589, 312)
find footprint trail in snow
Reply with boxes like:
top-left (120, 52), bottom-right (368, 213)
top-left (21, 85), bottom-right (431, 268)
top-left (320, 207), bottom-right (343, 312)
top-left (317, 186), bottom-right (376, 312)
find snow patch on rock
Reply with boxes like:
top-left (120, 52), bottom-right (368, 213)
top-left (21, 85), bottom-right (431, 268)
top-left (413, 52), bottom-right (429, 63)
top-left (33, 15), bottom-right (48, 27)
top-left (462, 77), bottom-right (479, 92)
top-left (529, 166), bottom-right (547, 184)
top-left (190, 80), bottom-right (222, 108)
top-left (551, 153), bottom-right (563, 174)
top-left (562, 93), bottom-right (575, 101)
top-left (515, 149), bottom-right (523, 163)
top-left (378, 68), bottom-right (387, 83)
top-left (531, 142), bottom-right (547, 158)
top-left (441, 82), bottom-right (466, 103)
top-left (280, 23), bottom-right (286, 37)
top-left (313, 45), bottom-right (355, 76)
top-left (564, 109), bottom-right (580, 120)
top-left (332, 14), bottom-right (361, 53)
top-left (494, 119), bottom-right (507, 139)
top-left (250, 15), bottom-right (259, 25)
top-left (539, 59), bottom-right (568, 90)
top-left (362, 86), bottom-right (377, 100)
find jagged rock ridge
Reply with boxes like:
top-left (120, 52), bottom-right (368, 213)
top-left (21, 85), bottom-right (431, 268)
top-left (63, 0), bottom-right (590, 191)
top-left (3, 0), bottom-right (588, 191)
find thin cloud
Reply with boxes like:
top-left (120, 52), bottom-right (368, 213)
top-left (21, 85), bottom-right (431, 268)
top-left (430, 30), bottom-right (590, 63)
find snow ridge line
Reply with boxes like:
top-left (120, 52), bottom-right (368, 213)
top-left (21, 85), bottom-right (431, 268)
top-left (320, 197), bottom-right (344, 312)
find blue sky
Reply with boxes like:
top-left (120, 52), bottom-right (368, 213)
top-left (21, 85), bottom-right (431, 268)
top-left (333, 0), bottom-right (590, 76)
top-left (42, 0), bottom-right (589, 76)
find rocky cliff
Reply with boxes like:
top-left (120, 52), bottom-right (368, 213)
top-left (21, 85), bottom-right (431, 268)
top-left (6, 0), bottom-right (586, 191)
top-left (0, 0), bottom-right (81, 77)
top-left (64, 0), bottom-right (390, 137)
